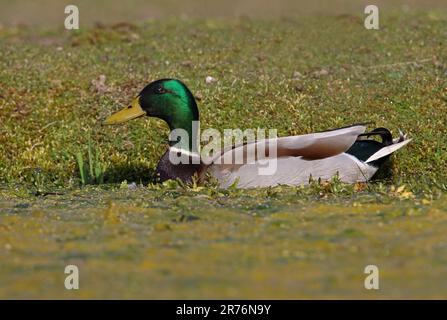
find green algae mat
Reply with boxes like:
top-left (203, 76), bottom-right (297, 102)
top-left (1, 5), bottom-right (447, 298)
top-left (1, 186), bottom-right (447, 299)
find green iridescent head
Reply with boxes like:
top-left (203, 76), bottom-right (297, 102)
top-left (103, 79), bottom-right (200, 150)
top-left (138, 79), bottom-right (199, 129)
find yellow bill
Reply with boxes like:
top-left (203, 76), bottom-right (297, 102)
top-left (103, 97), bottom-right (146, 125)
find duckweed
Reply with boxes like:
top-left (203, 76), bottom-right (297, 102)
top-left (1, 9), bottom-right (446, 298)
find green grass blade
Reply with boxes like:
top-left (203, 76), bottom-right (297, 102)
top-left (76, 152), bottom-right (86, 185)
top-left (88, 133), bottom-right (94, 183)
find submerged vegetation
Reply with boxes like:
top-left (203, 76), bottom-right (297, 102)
top-left (0, 9), bottom-right (446, 298)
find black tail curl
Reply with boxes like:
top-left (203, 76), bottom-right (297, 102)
top-left (357, 127), bottom-right (393, 146)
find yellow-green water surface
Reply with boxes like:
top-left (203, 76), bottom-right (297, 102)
top-left (1, 185), bottom-right (446, 299)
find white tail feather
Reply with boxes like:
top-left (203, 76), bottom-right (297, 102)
top-left (365, 138), bottom-right (412, 163)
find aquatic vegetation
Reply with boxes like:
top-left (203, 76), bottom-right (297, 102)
top-left (0, 184), bottom-right (446, 299)
top-left (0, 10), bottom-right (446, 299)
top-left (76, 134), bottom-right (106, 185)
top-left (0, 14), bottom-right (446, 191)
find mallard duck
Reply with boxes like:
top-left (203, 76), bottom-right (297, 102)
top-left (103, 79), bottom-right (411, 188)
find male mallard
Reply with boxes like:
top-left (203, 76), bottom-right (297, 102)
top-left (103, 79), bottom-right (411, 188)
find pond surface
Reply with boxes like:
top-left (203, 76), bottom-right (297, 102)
top-left (1, 186), bottom-right (446, 299)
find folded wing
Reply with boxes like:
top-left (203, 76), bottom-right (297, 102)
top-left (210, 125), bottom-right (366, 165)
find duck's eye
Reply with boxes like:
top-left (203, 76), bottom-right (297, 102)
top-left (155, 86), bottom-right (166, 94)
